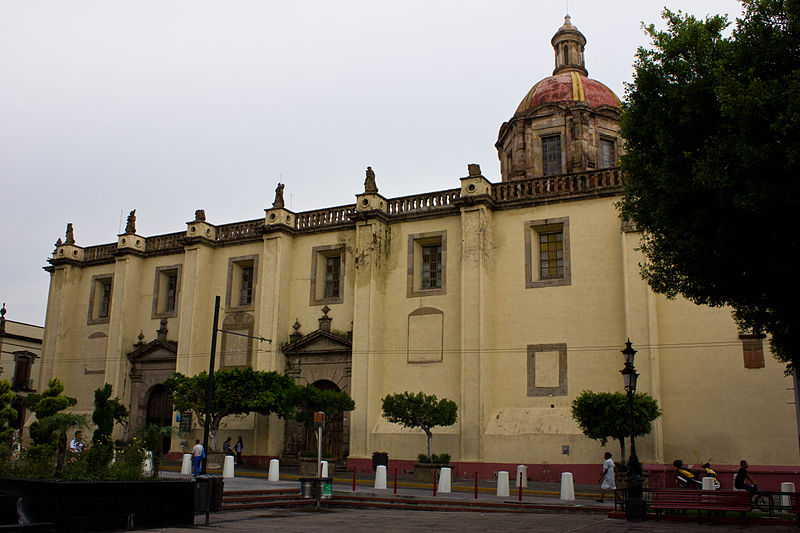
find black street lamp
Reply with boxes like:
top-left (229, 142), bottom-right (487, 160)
top-left (620, 339), bottom-right (646, 521)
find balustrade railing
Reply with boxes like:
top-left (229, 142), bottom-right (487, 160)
top-left (146, 232), bottom-right (183, 252)
top-left (387, 189), bottom-right (460, 216)
top-left (82, 243), bottom-right (117, 262)
top-left (216, 219), bottom-right (263, 242)
top-left (295, 205), bottom-right (356, 230)
top-left (492, 169), bottom-right (623, 202)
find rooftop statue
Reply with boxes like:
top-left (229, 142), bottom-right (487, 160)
top-left (364, 166), bottom-right (378, 194)
top-left (273, 183), bottom-right (285, 209)
top-left (125, 210), bottom-right (136, 234)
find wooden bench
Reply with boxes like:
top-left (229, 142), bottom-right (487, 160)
top-left (649, 489), bottom-right (751, 522)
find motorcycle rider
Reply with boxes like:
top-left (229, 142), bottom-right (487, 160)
top-left (734, 460), bottom-right (757, 493)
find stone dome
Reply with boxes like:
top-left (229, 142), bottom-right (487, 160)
top-left (514, 72), bottom-right (620, 116)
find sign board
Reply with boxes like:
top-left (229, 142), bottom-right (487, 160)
top-left (313, 411), bottom-right (325, 428)
top-left (179, 412), bottom-right (192, 435)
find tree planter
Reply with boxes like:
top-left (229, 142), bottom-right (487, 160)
top-left (413, 463), bottom-right (451, 483)
top-left (299, 457), bottom-right (335, 475)
top-left (0, 478), bottom-right (194, 532)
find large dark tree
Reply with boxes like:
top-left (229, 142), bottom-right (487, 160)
top-left (571, 390), bottom-right (662, 460)
top-left (165, 367), bottom-right (296, 450)
top-left (289, 384), bottom-right (355, 451)
top-left (619, 1), bottom-right (800, 370)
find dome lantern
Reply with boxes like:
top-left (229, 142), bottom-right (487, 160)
top-left (551, 15), bottom-right (588, 76)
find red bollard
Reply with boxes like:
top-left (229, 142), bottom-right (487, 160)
top-left (433, 469), bottom-right (438, 497)
top-left (474, 471), bottom-right (478, 499)
top-left (352, 468), bottom-right (356, 491)
top-left (518, 471), bottom-right (523, 502)
top-left (393, 468), bottom-right (398, 494)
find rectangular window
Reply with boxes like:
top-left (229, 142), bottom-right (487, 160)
top-left (421, 244), bottom-right (442, 289)
top-left (152, 265), bottom-right (182, 318)
top-left (226, 255), bottom-right (258, 309)
top-left (240, 265), bottom-right (254, 306)
top-left (407, 231), bottom-right (446, 298)
top-left (310, 245), bottom-right (345, 305)
top-left (740, 334), bottom-right (766, 369)
top-left (542, 134), bottom-right (562, 176)
top-left (325, 256), bottom-right (341, 299)
top-left (99, 280), bottom-right (112, 318)
top-left (87, 274), bottom-right (114, 324)
top-left (525, 217), bottom-right (571, 288)
top-left (599, 138), bottom-right (616, 168)
top-left (12, 352), bottom-right (34, 391)
top-left (539, 231), bottom-right (564, 280)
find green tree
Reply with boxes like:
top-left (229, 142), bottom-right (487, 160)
top-left (165, 367), bottom-right (296, 450)
top-left (381, 391), bottom-right (457, 458)
top-left (85, 384), bottom-right (128, 472)
top-left (22, 378), bottom-right (81, 447)
top-left (619, 1), bottom-right (800, 369)
top-left (571, 390), bottom-right (662, 459)
top-left (0, 379), bottom-right (18, 443)
top-left (289, 384), bottom-right (355, 450)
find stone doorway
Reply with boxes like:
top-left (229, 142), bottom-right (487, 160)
top-left (145, 384), bottom-right (173, 454)
top-left (281, 309), bottom-right (352, 462)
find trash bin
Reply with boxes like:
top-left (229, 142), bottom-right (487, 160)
top-left (317, 477), bottom-right (333, 500)
top-left (372, 452), bottom-right (388, 472)
top-left (194, 474), bottom-right (224, 512)
top-left (299, 478), bottom-right (316, 499)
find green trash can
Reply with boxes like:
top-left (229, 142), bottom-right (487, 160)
top-left (317, 477), bottom-right (333, 500)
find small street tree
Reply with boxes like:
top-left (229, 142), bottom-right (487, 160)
top-left (571, 390), bottom-right (662, 460)
top-left (289, 384), bottom-right (355, 451)
top-left (381, 391), bottom-right (457, 458)
top-left (85, 384), bottom-right (128, 470)
top-left (165, 367), bottom-right (296, 450)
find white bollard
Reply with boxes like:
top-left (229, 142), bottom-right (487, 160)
top-left (781, 482), bottom-right (795, 509)
top-left (181, 453), bottom-right (192, 475)
top-left (702, 476), bottom-right (716, 490)
top-left (438, 467), bottom-right (452, 493)
top-left (321, 460), bottom-right (329, 478)
top-left (516, 465), bottom-right (528, 488)
top-left (223, 455), bottom-right (235, 478)
top-left (142, 451), bottom-right (153, 476)
top-left (497, 471), bottom-right (510, 497)
top-left (374, 465), bottom-right (387, 489)
top-left (560, 472), bottom-right (575, 501)
top-left (268, 459), bottom-right (280, 481)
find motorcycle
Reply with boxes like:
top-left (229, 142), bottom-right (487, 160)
top-left (673, 459), bottom-right (721, 489)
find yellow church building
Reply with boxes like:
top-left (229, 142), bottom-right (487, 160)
top-left (39, 17), bottom-right (798, 487)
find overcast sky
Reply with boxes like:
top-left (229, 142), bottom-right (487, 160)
top-left (0, 1), bottom-right (743, 326)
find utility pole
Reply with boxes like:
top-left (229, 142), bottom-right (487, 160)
top-left (202, 296), bottom-right (220, 475)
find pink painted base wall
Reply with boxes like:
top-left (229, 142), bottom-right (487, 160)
top-left (164, 452), bottom-right (800, 491)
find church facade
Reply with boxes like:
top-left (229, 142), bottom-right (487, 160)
top-left (39, 18), bottom-right (798, 484)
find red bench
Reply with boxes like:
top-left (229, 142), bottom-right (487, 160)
top-left (649, 489), bottom-right (751, 523)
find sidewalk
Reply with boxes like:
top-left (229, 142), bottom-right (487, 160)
top-left (162, 460), bottom-right (611, 508)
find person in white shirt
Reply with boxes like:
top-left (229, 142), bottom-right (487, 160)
top-left (597, 451), bottom-right (616, 502)
top-left (69, 431), bottom-right (83, 453)
top-left (192, 439), bottom-right (204, 476)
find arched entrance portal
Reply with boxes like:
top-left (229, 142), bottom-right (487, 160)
top-left (146, 384), bottom-right (173, 454)
top-left (310, 380), bottom-right (345, 460)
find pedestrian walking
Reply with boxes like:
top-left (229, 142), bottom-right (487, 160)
top-left (192, 439), bottom-right (205, 476)
top-left (597, 452), bottom-right (615, 502)
top-left (234, 436), bottom-right (243, 466)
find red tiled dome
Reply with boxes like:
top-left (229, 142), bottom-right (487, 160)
top-left (514, 72), bottom-right (620, 117)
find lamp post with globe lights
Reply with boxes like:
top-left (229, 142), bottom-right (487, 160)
top-left (621, 339), bottom-right (646, 521)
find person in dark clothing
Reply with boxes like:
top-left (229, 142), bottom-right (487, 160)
top-left (734, 460), bottom-right (757, 493)
top-left (234, 436), bottom-right (244, 466)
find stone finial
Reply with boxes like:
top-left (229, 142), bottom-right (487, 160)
top-left (64, 223), bottom-right (75, 245)
top-left (273, 183), bottom-right (285, 209)
top-left (55, 238), bottom-right (62, 247)
top-left (194, 209), bottom-right (206, 222)
top-left (290, 319), bottom-right (303, 343)
top-left (125, 210), bottom-right (136, 234)
top-left (136, 330), bottom-right (145, 346)
top-left (157, 318), bottom-right (168, 341)
top-left (468, 163), bottom-right (482, 177)
top-left (364, 166), bottom-right (378, 194)
top-left (318, 305), bottom-right (332, 332)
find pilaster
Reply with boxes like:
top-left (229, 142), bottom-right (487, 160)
top-left (458, 171), bottom-right (493, 462)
